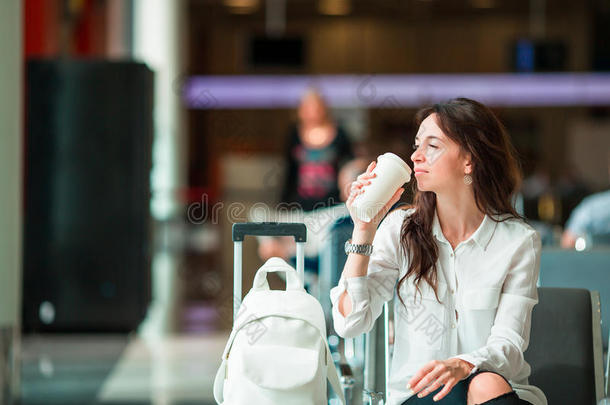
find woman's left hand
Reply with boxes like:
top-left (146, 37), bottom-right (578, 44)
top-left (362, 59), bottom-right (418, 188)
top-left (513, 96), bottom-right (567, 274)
top-left (406, 358), bottom-right (473, 402)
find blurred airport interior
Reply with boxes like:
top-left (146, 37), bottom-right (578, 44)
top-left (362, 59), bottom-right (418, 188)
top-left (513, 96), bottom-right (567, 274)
top-left (1, 0), bottom-right (610, 404)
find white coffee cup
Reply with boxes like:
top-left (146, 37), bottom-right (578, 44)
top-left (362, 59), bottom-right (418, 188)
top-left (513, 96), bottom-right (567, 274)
top-left (352, 152), bottom-right (412, 222)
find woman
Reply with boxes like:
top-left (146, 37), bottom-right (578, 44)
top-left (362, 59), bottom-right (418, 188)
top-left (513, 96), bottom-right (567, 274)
top-left (330, 98), bottom-right (547, 405)
top-left (280, 88), bottom-right (354, 212)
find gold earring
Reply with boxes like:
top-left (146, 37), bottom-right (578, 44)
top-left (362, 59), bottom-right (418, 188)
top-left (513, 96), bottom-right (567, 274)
top-left (464, 174), bottom-right (473, 185)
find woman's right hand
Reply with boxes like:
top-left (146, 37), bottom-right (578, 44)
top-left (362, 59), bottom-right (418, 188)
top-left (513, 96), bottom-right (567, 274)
top-left (346, 160), bottom-right (404, 243)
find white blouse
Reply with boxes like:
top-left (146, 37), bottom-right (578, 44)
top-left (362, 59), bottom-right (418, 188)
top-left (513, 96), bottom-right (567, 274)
top-left (330, 208), bottom-right (547, 405)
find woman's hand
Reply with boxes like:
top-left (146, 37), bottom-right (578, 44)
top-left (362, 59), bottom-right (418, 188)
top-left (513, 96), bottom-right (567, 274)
top-left (406, 358), bottom-right (474, 402)
top-left (346, 160), bottom-right (404, 242)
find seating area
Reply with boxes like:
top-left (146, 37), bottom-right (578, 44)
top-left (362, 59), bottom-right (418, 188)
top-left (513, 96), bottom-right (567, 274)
top-left (319, 216), bottom-right (610, 405)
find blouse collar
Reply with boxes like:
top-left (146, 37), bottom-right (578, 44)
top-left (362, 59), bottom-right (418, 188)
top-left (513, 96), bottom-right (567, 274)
top-left (431, 208), bottom-right (498, 251)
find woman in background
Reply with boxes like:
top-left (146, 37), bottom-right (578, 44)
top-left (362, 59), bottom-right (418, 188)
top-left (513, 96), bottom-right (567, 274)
top-left (280, 89), bottom-right (354, 211)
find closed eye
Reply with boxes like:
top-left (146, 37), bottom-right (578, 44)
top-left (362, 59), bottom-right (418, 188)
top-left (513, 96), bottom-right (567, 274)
top-left (413, 143), bottom-right (439, 150)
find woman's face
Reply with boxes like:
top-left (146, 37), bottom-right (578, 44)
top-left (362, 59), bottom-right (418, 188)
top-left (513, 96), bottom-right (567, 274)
top-left (410, 113), bottom-right (470, 193)
top-left (298, 93), bottom-right (327, 126)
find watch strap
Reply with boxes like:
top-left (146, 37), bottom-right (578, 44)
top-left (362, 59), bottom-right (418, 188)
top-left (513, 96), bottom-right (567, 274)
top-left (344, 239), bottom-right (374, 256)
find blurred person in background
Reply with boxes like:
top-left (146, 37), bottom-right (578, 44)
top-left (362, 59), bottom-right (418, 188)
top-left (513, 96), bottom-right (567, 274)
top-left (280, 88), bottom-right (354, 211)
top-left (252, 158), bottom-right (370, 293)
top-left (560, 151), bottom-right (610, 249)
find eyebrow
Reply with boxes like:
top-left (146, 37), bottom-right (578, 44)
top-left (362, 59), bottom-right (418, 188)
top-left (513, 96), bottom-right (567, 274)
top-left (414, 135), bottom-right (442, 142)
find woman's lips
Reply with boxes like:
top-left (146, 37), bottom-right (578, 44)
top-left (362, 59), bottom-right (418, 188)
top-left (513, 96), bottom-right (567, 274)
top-left (414, 169), bottom-right (428, 176)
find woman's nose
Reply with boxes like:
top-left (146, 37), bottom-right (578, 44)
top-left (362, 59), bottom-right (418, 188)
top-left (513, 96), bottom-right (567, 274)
top-left (411, 147), bottom-right (424, 163)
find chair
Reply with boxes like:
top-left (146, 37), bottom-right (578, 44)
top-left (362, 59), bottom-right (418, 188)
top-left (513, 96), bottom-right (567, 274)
top-left (525, 287), bottom-right (607, 404)
top-left (364, 287), bottom-right (608, 405)
top-left (538, 248), bottom-right (610, 352)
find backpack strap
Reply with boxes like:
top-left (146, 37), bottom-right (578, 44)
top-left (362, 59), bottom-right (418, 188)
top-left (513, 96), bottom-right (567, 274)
top-left (325, 340), bottom-right (346, 405)
top-left (213, 357), bottom-right (226, 404)
top-left (214, 331), bottom-right (234, 404)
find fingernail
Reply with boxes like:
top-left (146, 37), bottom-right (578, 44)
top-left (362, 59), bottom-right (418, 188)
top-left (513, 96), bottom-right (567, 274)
top-left (406, 384), bottom-right (410, 389)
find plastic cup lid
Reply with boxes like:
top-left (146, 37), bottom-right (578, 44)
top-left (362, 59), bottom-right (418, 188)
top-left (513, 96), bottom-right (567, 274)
top-left (379, 152), bottom-right (412, 177)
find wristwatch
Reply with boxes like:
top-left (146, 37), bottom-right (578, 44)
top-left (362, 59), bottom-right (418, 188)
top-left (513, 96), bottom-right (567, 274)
top-left (344, 239), bottom-right (374, 256)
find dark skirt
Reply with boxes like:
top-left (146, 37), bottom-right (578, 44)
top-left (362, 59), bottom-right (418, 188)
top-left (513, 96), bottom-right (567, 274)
top-left (400, 370), bottom-right (534, 405)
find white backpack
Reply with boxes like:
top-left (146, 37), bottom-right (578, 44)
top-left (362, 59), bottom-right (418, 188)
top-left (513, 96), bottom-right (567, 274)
top-left (213, 257), bottom-right (346, 405)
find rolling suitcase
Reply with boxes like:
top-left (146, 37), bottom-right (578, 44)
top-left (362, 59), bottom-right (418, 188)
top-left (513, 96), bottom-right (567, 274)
top-left (213, 222), bottom-right (346, 404)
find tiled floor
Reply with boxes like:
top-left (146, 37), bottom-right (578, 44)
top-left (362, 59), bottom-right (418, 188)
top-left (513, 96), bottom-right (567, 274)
top-left (20, 334), bottom-right (128, 404)
top-left (17, 331), bottom-right (610, 404)
top-left (19, 332), bottom-right (229, 405)
top-left (99, 333), bottom-right (228, 404)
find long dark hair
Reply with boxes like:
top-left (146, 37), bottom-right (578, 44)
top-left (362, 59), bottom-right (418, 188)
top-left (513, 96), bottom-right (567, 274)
top-left (396, 97), bottom-right (524, 308)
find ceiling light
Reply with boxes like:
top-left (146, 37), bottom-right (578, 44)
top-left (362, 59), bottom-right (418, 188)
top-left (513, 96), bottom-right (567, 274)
top-left (223, 0), bottom-right (259, 14)
top-left (318, 0), bottom-right (351, 16)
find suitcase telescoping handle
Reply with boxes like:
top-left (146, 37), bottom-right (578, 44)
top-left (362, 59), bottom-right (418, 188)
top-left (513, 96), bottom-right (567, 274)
top-left (231, 222), bottom-right (307, 323)
top-left (232, 222), bottom-right (307, 242)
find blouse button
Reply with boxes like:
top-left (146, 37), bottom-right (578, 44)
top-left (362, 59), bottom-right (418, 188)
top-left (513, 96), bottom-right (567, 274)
top-left (451, 323), bottom-right (456, 329)
top-left (450, 252), bottom-right (454, 257)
